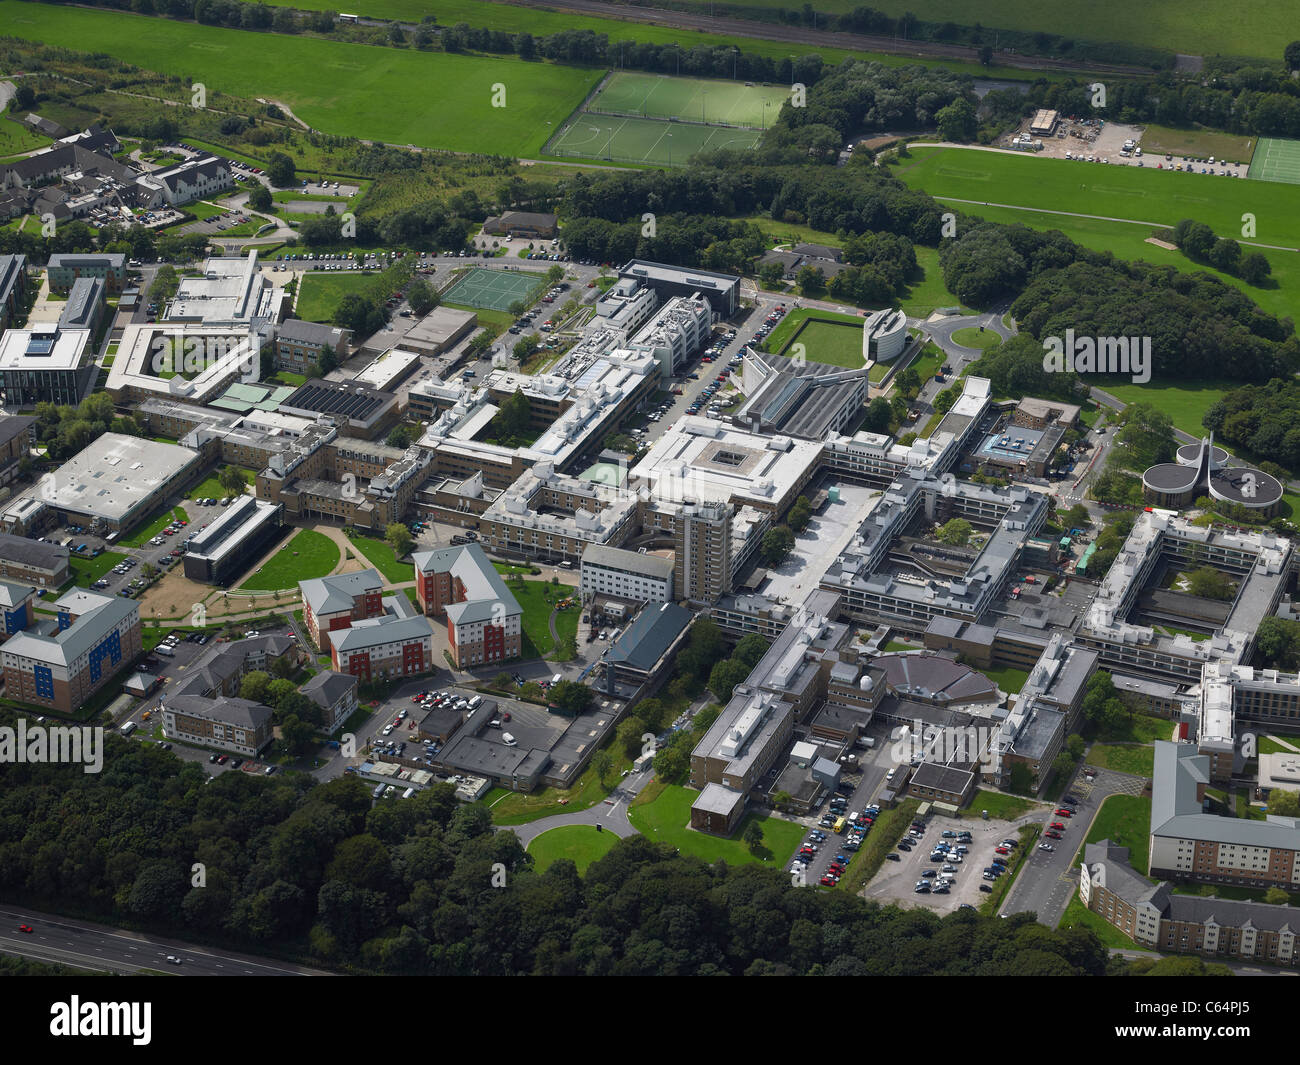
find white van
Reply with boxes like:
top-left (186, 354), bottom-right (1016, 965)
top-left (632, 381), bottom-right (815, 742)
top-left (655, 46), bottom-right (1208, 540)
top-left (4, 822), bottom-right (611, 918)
top-left (551, 674), bottom-right (561, 686)
top-left (401, 787), bottom-right (415, 799)
top-left (502, 732), bottom-right (517, 747)
top-left (467, 695), bottom-right (483, 710)
top-left (154, 644), bottom-right (174, 657)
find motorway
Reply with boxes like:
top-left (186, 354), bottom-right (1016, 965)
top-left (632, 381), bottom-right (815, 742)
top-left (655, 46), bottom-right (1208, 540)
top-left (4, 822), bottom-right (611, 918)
top-left (0, 904), bottom-right (325, 976)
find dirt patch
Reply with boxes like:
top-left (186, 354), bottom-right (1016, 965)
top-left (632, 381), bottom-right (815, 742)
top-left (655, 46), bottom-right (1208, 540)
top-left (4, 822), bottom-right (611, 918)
top-left (1145, 236), bottom-right (1177, 250)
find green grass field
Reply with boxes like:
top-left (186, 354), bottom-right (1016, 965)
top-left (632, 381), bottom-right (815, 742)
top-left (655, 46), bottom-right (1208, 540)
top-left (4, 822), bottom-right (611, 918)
top-left (1085, 743), bottom-right (1156, 778)
top-left (548, 114), bottom-right (764, 166)
top-left (950, 326), bottom-right (1001, 349)
top-left (441, 268), bottom-right (546, 312)
top-left (69, 551), bottom-right (127, 586)
top-left (690, 0), bottom-right (1283, 60)
top-left (968, 789), bottom-right (1040, 820)
top-left (898, 152), bottom-right (1300, 323)
top-left (186, 470), bottom-right (254, 502)
top-left (1096, 379), bottom-right (1239, 439)
top-left (295, 272), bottom-right (377, 323)
top-left (980, 664), bottom-right (1030, 695)
top-left (1138, 124), bottom-right (1256, 165)
top-left (628, 783), bottom-right (805, 866)
top-left (592, 71), bottom-right (788, 127)
top-left (1249, 137), bottom-right (1300, 186)
top-left (121, 506), bottom-right (188, 549)
top-left (900, 146), bottom-right (1300, 247)
top-left (3, 2), bottom-right (600, 154)
top-left (898, 245), bottom-right (965, 316)
top-left (1083, 793), bottom-right (1153, 875)
top-left (346, 534), bottom-right (414, 584)
top-left (778, 316), bottom-right (865, 368)
top-left (527, 825), bottom-right (619, 874)
top-left (766, 307), bottom-right (862, 357)
top-left (1058, 895), bottom-right (1139, 948)
top-left (506, 578), bottom-right (576, 659)
top-left (239, 528), bottom-right (340, 590)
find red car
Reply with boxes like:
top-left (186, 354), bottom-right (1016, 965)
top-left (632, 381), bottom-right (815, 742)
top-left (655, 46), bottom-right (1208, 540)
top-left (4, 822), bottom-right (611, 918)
top-left (1049, 822), bottom-right (1065, 830)
top-left (1055, 808), bottom-right (1073, 817)
top-left (820, 876), bottom-right (836, 886)
top-left (502, 711), bottom-right (512, 722)
top-left (18, 924), bottom-right (32, 933)
top-left (995, 846), bottom-right (1011, 856)
top-left (1044, 830), bottom-right (1062, 840)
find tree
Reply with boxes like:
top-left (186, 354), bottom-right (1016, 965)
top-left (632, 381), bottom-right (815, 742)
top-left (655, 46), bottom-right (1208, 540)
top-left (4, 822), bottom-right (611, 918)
top-left (978, 45), bottom-right (994, 67)
top-left (1286, 41), bottom-right (1300, 72)
top-left (594, 749), bottom-right (614, 787)
top-left (240, 670), bottom-right (271, 704)
top-left (512, 334), bottom-right (539, 362)
top-left (936, 97), bottom-right (978, 141)
top-left (1063, 504), bottom-right (1091, 530)
top-left (772, 790), bottom-right (793, 813)
top-left (1051, 752), bottom-right (1076, 779)
top-left (266, 151), bottom-right (296, 189)
top-left (218, 466), bottom-right (247, 497)
top-left (280, 714), bottom-right (317, 757)
top-left (14, 84), bottom-right (36, 112)
top-left (936, 518), bottom-right (973, 546)
top-left (709, 658), bottom-right (752, 704)
top-left (1008, 762), bottom-right (1034, 795)
top-left (406, 278), bottom-right (438, 316)
top-left (550, 680), bottom-right (593, 716)
top-left (616, 716), bottom-right (647, 758)
top-left (759, 261), bottom-right (786, 289)
top-left (1256, 617), bottom-right (1300, 670)
top-left (248, 185), bottom-right (273, 212)
top-left (895, 367), bottom-right (922, 399)
top-left (1066, 734), bottom-right (1086, 760)
top-left (1264, 886), bottom-right (1290, 905)
top-left (742, 820), bottom-right (764, 854)
top-left (733, 633), bottom-right (770, 670)
top-left (385, 523), bottom-right (413, 559)
top-left (787, 495), bottom-right (812, 532)
top-left (386, 424), bottom-right (411, 449)
top-left (759, 525), bottom-right (795, 567)
top-left (796, 265), bottom-right (826, 296)
top-left (861, 396), bottom-right (892, 434)
top-left (1186, 566), bottom-right (1234, 601)
top-left (1268, 790), bottom-right (1300, 818)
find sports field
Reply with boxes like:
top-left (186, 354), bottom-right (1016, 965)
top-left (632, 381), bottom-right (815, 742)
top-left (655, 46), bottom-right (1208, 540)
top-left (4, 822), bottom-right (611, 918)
top-left (442, 268), bottom-right (546, 312)
top-left (2, 2), bottom-right (599, 155)
top-left (549, 72), bottom-right (785, 166)
top-left (591, 72), bottom-right (788, 128)
top-left (549, 116), bottom-right (764, 165)
top-left (898, 146), bottom-right (1300, 252)
top-left (1249, 138), bottom-right (1300, 186)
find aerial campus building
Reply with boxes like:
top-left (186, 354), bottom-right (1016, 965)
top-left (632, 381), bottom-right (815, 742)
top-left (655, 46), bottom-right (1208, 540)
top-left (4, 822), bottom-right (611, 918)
top-left (1143, 435), bottom-right (1283, 518)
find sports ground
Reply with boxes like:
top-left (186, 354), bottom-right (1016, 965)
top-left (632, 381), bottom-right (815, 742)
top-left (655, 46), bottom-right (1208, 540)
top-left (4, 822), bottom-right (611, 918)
top-left (442, 268), bottom-right (546, 312)
top-left (1248, 138), bottom-right (1300, 186)
top-left (548, 72), bottom-right (787, 166)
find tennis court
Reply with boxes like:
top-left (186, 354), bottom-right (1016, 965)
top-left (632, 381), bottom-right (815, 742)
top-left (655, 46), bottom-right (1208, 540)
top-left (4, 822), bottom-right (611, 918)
top-left (441, 268), bottom-right (546, 311)
top-left (548, 115), bottom-right (765, 167)
top-left (1248, 138), bottom-right (1300, 185)
top-left (591, 72), bottom-right (788, 128)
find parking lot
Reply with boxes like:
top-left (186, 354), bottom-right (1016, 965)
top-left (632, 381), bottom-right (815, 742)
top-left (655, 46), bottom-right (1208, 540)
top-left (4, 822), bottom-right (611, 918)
top-left (864, 812), bottom-right (1035, 913)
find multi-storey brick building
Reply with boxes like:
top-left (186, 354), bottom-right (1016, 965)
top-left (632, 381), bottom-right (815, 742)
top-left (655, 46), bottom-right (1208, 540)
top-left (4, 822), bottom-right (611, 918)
top-left (273, 319), bottom-right (352, 374)
top-left (330, 613), bottom-right (434, 681)
top-left (0, 588), bottom-right (140, 712)
top-left (1149, 741), bottom-right (1300, 891)
top-left (300, 569), bottom-right (385, 652)
top-left (1082, 840), bottom-right (1299, 967)
top-left (412, 542), bottom-right (521, 668)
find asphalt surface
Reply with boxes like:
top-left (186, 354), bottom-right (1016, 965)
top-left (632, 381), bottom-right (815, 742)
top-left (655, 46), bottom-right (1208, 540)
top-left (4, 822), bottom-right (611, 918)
top-left (0, 903), bottom-right (324, 976)
top-left (1003, 766), bottom-right (1149, 924)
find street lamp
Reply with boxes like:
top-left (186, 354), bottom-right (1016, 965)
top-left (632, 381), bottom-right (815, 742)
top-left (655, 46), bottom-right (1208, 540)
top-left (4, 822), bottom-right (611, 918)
top-left (666, 131), bottom-right (673, 167)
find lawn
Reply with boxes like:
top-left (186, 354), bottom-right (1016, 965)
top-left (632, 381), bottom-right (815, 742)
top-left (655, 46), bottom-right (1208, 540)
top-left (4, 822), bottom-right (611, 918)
top-left (239, 528), bottom-right (340, 590)
top-left (70, 550), bottom-right (127, 586)
top-left (898, 341), bottom-right (946, 385)
top-left (504, 578), bottom-right (576, 659)
top-left (969, 789), bottom-right (1040, 821)
top-left (980, 664), bottom-right (1030, 695)
top-left (1058, 895), bottom-right (1140, 949)
top-left (777, 317), bottom-right (866, 369)
top-left (1256, 735), bottom-right (1300, 755)
top-left (1092, 712), bottom-right (1178, 746)
top-left (882, 639), bottom-right (920, 651)
top-left (950, 326), bottom-right (1001, 349)
top-left (766, 307), bottom-right (863, 359)
top-left (186, 469), bottom-right (254, 502)
top-left (592, 71), bottom-right (789, 127)
top-left (628, 783), bottom-right (805, 867)
top-left (1085, 743), bottom-right (1156, 778)
top-left (1137, 124), bottom-right (1256, 164)
top-left (4, 2), bottom-right (601, 155)
top-left (346, 533), bottom-right (414, 584)
top-left (295, 272), bottom-right (379, 323)
top-left (1097, 379), bottom-right (1239, 440)
top-left (121, 506), bottom-right (188, 549)
top-left (1083, 793), bottom-right (1153, 875)
top-left (527, 825), bottom-right (620, 874)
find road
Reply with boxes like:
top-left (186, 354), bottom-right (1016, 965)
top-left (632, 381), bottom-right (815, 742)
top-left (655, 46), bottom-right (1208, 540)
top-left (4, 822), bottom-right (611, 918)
top-left (0, 904), bottom-right (325, 975)
top-left (1003, 765), bottom-right (1149, 925)
top-left (506, 765), bottom-right (651, 845)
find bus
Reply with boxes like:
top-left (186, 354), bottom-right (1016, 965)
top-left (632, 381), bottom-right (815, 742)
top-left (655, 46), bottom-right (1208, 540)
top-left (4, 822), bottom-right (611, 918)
top-left (339, 12), bottom-right (358, 21)
top-left (120, 721), bottom-right (137, 736)
top-left (833, 816), bottom-right (846, 834)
